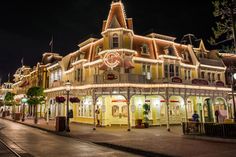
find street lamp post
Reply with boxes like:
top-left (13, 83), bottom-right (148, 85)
top-left (65, 80), bottom-right (71, 132)
top-left (21, 96), bottom-right (28, 122)
top-left (231, 73), bottom-right (236, 122)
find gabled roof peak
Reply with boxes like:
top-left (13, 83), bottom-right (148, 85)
top-left (102, 0), bottom-right (132, 32)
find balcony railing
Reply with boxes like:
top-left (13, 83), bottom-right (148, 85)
top-left (49, 80), bottom-right (64, 88)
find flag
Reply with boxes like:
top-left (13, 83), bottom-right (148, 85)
top-left (49, 36), bottom-right (53, 46)
top-left (21, 58), bottom-right (24, 66)
top-left (7, 73), bottom-right (10, 81)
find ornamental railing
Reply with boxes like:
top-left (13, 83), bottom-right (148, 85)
top-left (182, 122), bottom-right (236, 138)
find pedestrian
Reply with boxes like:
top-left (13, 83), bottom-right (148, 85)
top-left (95, 106), bottom-right (100, 126)
top-left (192, 111), bottom-right (199, 122)
top-left (215, 110), bottom-right (219, 123)
top-left (192, 111), bottom-right (200, 132)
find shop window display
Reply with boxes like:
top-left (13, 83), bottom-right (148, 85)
top-left (112, 105), bottom-right (119, 117)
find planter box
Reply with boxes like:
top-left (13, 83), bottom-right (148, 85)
top-left (14, 113), bottom-right (21, 121)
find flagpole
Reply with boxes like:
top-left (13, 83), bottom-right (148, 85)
top-left (50, 36), bottom-right (54, 52)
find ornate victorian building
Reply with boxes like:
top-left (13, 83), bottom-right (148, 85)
top-left (10, 0), bottom-right (232, 130)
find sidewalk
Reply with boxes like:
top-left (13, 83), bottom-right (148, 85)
top-left (2, 116), bottom-right (236, 157)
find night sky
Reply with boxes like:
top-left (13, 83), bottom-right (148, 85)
top-left (0, 0), bottom-right (215, 82)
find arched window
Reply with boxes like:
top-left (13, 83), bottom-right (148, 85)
top-left (141, 44), bottom-right (149, 54)
top-left (112, 34), bottom-right (119, 48)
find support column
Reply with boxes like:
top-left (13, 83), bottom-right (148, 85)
top-left (46, 103), bottom-right (49, 124)
top-left (212, 97), bottom-right (216, 123)
top-left (93, 91), bottom-right (96, 131)
top-left (166, 88), bottom-right (170, 131)
top-left (127, 87), bottom-right (131, 131)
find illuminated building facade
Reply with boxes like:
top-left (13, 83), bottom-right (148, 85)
top-left (11, 0), bottom-right (233, 129)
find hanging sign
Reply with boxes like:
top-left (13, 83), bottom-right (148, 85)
top-left (192, 79), bottom-right (208, 85)
top-left (172, 77), bottom-right (182, 83)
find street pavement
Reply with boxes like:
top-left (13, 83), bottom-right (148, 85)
top-left (0, 119), bottom-right (143, 157)
top-left (1, 117), bottom-right (236, 157)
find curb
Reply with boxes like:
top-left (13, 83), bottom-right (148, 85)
top-left (183, 135), bottom-right (236, 144)
top-left (93, 142), bottom-right (174, 157)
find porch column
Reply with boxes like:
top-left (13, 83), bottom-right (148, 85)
top-left (201, 98), bottom-right (205, 123)
top-left (212, 97), bottom-right (216, 123)
top-left (166, 88), bottom-right (170, 131)
top-left (127, 87), bottom-right (131, 131)
top-left (184, 97), bottom-right (188, 122)
top-left (46, 103), bottom-right (49, 124)
top-left (93, 91), bottom-right (96, 131)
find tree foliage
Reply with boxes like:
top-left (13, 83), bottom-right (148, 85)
top-left (26, 87), bottom-right (44, 105)
top-left (208, 0), bottom-right (235, 52)
top-left (4, 92), bottom-right (15, 106)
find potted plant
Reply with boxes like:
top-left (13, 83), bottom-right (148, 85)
top-left (69, 97), bottom-right (80, 103)
top-left (56, 96), bottom-right (66, 103)
top-left (143, 103), bottom-right (150, 128)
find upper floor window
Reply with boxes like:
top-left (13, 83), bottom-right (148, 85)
top-left (164, 64), bottom-right (168, 78)
top-left (169, 64), bottom-right (175, 77)
top-left (164, 46), bottom-right (175, 56)
top-left (142, 64), bottom-right (151, 79)
top-left (141, 44), bottom-right (149, 55)
top-left (95, 46), bottom-right (102, 55)
top-left (208, 72), bottom-right (211, 82)
top-left (217, 73), bottom-right (221, 81)
top-left (212, 73), bottom-right (215, 82)
top-left (201, 71), bottom-right (205, 79)
top-left (112, 34), bottom-right (119, 48)
top-left (176, 66), bottom-right (179, 77)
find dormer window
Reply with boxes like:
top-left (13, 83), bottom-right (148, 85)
top-left (164, 46), bottom-right (175, 56)
top-left (95, 46), bottom-right (102, 55)
top-left (112, 34), bottom-right (119, 48)
top-left (182, 51), bottom-right (189, 61)
top-left (141, 44), bottom-right (149, 55)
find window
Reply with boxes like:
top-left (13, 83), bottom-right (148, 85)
top-left (169, 64), bottom-right (174, 77)
top-left (201, 71), bottom-right (205, 79)
top-left (142, 64), bottom-right (151, 79)
top-left (208, 73), bottom-right (211, 82)
top-left (212, 73), bottom-right (215, 82)
top-left (112, 34), bottom-right (119, 48)
top-left (217, 74), bottom-right (221, 80)
top-left (184, 70), bottom-right (187, 80)
top-left (188, 70), bottom-right (191, 80)
top-left (164, 64), bottom-right (168, 78)
top-left (176, 66), bottom-right (179, 77)
top-left (77, 68), bottom-right (83, 82)
top-left (168, 47), bottom-right (175, 56)
top-left (142, 64), bottom-right (146, 75)
top-left (146, 65), bottom-right (151, 80)
top-left (147, 65), bottom-right (151, 73)
top-left (95, 46), bottom-right (101, 55)
top-left (141, 44), bottom-right (149, 55)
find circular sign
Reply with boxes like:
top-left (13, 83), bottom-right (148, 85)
top-left (103, 52), bottom-right (120, 69)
